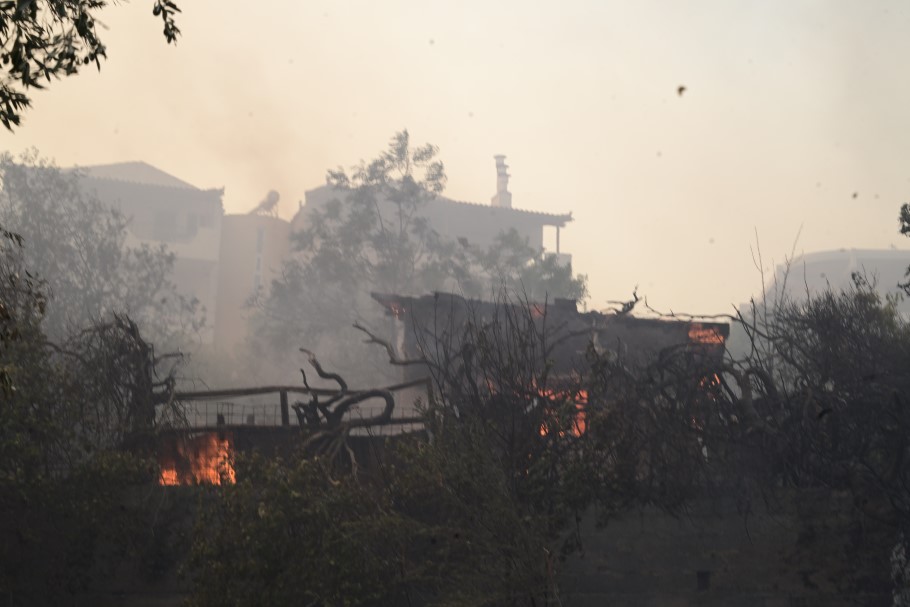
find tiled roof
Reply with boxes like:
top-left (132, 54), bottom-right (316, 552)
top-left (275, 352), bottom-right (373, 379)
top-left (433, 195), bottom-right (572, 225)
top-left (74, 161), bottom-right (200, 190)
top-left (304, 185), bottom-right (572, 225)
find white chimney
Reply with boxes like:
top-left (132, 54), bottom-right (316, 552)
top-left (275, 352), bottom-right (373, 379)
top-left (491, 155), bottom-right (512, 208)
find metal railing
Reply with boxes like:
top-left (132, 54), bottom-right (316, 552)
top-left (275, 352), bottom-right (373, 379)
top-left (161, 378), bottom-right (431, 436)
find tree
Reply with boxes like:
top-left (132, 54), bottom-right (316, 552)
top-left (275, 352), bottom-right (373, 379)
top-left (0, 220), bottom-right (186, 604)
top-left (0, 0), bottom-right (180, 129)
top-left (0, 155), bottom-right (202, 604)
top-left (304, 130), bottom-right (452, 297)
top-left (388, 278), bottom-right (909, 600)
top-left (0, 151), bottom-right (204, 346)
top-left (251, 131), bottom-right (586, 383)
top-left (473, 228), bottom-right (588, 303)
top-left (258, 131), bottom-right (462, 349)
top-left (581, 279), bottom-right (907, 598)
top-left (289, 131), bottom-right (586, 308)
top-left (732, 282), bottom-right (910, 517)
top-left (248, 132), bottom-right (459, 383)
top-left (899, 202), bottom-right (910, 295)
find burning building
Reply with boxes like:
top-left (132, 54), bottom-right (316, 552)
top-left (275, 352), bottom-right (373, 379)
top-left (158, 431), bottom-right (236, 486)
top-left (369, 292), bottom-right (729, 437)
top-left (372, 292), bottom-right (729, 380)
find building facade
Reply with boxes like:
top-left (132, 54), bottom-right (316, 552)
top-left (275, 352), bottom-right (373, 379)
top-left (76, 156), bottom-right (578, 352)
top-left (293, 155), bottom-right (573, 262)
top-left (214, 214), bottom-right (291, 351)
top-left (769, 248), bottom-right (910, 310)
top-left (78, 162), bottom-right (224, 342)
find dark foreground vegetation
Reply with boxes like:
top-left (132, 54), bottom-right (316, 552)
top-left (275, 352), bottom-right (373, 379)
top-left (186, 280), bottom-right (910, 606)
top-left (5, 267), bottom-right (910, 604)
top-left (3, 147), bottom-right (910, 605)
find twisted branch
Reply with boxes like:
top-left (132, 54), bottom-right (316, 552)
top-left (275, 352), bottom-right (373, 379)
top-left (292, 348), bottom-right (399, 473)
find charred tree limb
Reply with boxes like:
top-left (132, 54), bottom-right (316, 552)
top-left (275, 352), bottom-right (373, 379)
top-left (288, 347), bottom-right (402, 472)
top-left (300, 348), bottom-right (348, 393)
top-left (353, 321), bottom-right (437, 369)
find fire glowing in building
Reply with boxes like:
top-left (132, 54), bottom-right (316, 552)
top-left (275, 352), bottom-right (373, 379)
top-left (687, 323), bottom-right (725, 345)
top-left (537, 388), bottom-right (588, 437)
top-left (159, 432), bottom-right (236, 485)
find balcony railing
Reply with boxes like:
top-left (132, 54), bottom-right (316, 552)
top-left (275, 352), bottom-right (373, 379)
top-left (158, 378), bottom-right (430, 436)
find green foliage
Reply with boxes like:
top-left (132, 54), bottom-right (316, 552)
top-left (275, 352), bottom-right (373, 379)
top-left (472, 228), bottom-right (588, 302)
top-left (248, 131), bottom-right (463, 382)
top-left (187, 453), bottom-right (414, 607)
top-left (388, 417), bottom-right (567, 606)
top-left (900, 202), bottom-right (910, 295)
top-left (747, 285), bottom-right (910, 504)
top-left (188, 429), bottom-right (568, 607)
top-left (0, 0), bottom-right (180, 129)
top-left (585, 277), bottom-right (910, 534)
top-left (900, 202), bottom-right (910, 238)
top-left (283, 130), bottom-right (462, 327)
top-left (582, 338), bottom-right (727, 520)
top-left (0, 223), bottom-right (44, 396)
top-left (307, 130), bottom-right (452, 296)
top-left (0, 451), bottom-right (158, 604)
top-left (0, 219), bottom-right (186, 604)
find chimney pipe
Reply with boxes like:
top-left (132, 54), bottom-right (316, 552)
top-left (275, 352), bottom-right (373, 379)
top-left (491, 155), bottom-right (512, 208)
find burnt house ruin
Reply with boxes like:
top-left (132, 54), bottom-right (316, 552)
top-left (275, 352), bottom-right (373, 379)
top-left (371, 291), bottom-right (729, 382)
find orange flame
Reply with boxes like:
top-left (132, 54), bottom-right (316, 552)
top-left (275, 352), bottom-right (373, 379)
top-left (538, 389), bottom-right (588, 437)
top-left (159, 432), bottom-right (236, 486)
top-left (698, 373), bottom-right (722, 389)
top-left (688, 323), bottom-right (725, 345)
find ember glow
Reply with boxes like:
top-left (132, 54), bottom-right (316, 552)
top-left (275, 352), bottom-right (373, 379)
top-left (699, 373), bottom-right (722, 388)
top-left (687, 323), bottom-right (725, 345)
top-left (159, 432), bottom-right (236, 486)
top-left (538, 389), bottom-right (588, 437)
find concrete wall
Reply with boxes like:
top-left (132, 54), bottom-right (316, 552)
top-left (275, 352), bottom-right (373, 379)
top-left (82, 177), bottom-right (223, 261)
top-left (81, 176), bottom-right (224, 342)
top-left (214, 214), bottom-right (291, 352)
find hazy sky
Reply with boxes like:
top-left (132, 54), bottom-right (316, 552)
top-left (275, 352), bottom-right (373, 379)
top-left (5, 0), bottom-right (910, 314)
